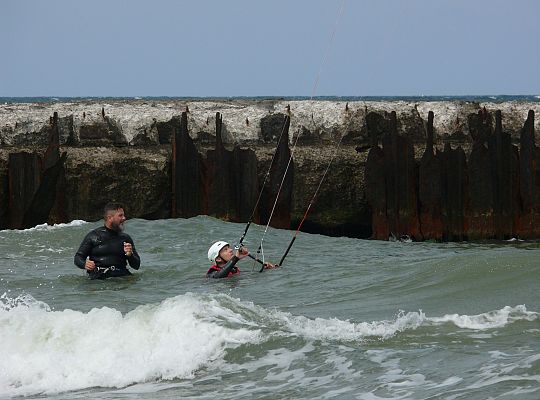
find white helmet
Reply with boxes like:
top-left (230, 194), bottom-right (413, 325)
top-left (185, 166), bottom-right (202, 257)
top-left (208, 241), bottom-right (229, 262)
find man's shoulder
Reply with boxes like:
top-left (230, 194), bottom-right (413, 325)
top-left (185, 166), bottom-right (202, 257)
top-left (84, 226), bottom-right (103, 236)
top-left (83, 226), bottom-right (108, 240)
top-left (119, 231), bottom-right (134, 241)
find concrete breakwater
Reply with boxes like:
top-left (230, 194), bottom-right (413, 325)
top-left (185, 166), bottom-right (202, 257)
top-left (0, 99), bottom-right (539, 240)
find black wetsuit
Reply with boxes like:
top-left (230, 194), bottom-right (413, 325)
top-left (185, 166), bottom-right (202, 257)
top-left (206, 256), bottom-right (241, 279)
top-left (74, 226), bottom-right (140, 279)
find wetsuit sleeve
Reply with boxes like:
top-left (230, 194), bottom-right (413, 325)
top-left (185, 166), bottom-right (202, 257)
top-left (127, 244), bottom-right (141, 270)
top-left (74, 231), bottom-right (95, 269)
top-left (208, 256), bottom-right (240, 279)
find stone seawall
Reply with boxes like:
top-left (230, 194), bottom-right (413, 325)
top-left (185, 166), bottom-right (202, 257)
top-left (0, 99), bottom-right (538, 240)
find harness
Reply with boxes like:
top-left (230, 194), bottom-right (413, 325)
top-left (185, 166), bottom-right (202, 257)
top-left (88, 265), bottom-right (117, 280)
top-left (207, 265), bottom-right (240, 278)
top-left (89, 265), bottom-right (133, 280)
top-left (95, 265), bottom-right (116, 274)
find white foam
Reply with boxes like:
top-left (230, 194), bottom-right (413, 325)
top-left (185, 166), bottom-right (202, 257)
top-left (1, 293), bottom-right (537, 396)
top-left (266, 305), bottom-right (538, 342)
top-left (0, 293), bottom-right (51, 311)
top-left (0, 293), bottom-right (260, 397)
top-left (0, 220), bottom-right (88, 233)
top-left (506, 237), bottom-right (524, 242)
top-left (429, 305), bottom-right (538, 329)
top-left (270, 309), bottom-right (427, 341)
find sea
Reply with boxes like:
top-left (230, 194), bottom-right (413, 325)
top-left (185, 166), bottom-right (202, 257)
top-left (0, 216), bottom-right (539, 399)
top-left (1, 95), bottom-right (540, 104)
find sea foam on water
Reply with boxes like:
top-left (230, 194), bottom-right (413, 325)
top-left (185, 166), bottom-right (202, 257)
top-left (0, 292), bottom-right (538, 396)
top-left (0, 293), bottom-right (260, 397)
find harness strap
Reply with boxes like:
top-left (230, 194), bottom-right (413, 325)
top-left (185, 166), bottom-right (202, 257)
top-left (207, 265), bottom-right (240, 277)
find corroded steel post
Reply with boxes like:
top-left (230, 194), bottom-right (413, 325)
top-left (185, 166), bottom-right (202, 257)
top-left (419, 111), bottom-right (443, 241)
top-left (172, 111), bottom-right (204, 218)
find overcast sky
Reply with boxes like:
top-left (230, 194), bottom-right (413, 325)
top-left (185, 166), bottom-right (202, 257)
top-left (1, 0), bottom-right (539, 97)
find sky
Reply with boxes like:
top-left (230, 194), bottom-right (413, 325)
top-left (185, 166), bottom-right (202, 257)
top-left (1, 0), bottom-right (539, 97)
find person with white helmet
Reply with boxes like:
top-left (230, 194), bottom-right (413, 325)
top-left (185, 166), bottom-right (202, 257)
top-left (206, 241), bottom-right (276, 278)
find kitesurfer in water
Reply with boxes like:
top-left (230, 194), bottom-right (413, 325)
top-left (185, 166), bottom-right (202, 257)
top-left (206, 241), bottom-right (277, 278)
top-left (74, 202), bottom-right (140, 279)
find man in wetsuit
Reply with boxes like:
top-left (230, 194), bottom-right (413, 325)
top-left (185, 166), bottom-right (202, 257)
top-left (206, 241), bottom-right (276, 278)
top-left (74, 202), bottom-right (141, 279)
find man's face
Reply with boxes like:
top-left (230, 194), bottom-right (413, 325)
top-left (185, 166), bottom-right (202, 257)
top-left (107, 208), bottom-right (126, 231)
top-left (217, 244), bottom-right (233, 263)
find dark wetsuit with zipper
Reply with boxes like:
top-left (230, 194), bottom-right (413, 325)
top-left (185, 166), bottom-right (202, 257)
top-left (74, 226), bottom-right (140, 279)
top-left (206, 256), bottom-right (241, 278)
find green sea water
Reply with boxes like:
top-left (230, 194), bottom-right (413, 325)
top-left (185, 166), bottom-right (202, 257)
top-left (1, 216), bottom-right (539, 399)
